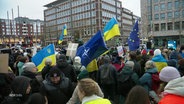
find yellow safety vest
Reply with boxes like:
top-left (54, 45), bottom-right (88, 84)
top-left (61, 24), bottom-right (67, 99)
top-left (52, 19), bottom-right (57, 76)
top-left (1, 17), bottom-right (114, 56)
top-left (85, 98), bottom-right (111, 104)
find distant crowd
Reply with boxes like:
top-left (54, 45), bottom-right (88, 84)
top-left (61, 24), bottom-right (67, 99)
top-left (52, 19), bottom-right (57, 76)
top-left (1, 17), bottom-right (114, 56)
top-left (1, 44), bottom-right (184, 104)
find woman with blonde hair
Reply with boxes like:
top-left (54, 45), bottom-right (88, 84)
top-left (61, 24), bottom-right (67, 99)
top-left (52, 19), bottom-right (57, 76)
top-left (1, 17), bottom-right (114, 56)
top-left (77, 78), bottom-right (111, 104)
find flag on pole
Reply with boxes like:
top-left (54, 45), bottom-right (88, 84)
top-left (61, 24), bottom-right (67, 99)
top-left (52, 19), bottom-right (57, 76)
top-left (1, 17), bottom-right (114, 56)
top-left (128, 20), bottom-right (140, 51)
top-left (58, 24), bottom-right (67, 44)
top-left (76, 30), bottom-right (108, 67)
top-left (103, 17), bottom-right (120, 41)
top-left (32, 44), bottom-right (56, 72)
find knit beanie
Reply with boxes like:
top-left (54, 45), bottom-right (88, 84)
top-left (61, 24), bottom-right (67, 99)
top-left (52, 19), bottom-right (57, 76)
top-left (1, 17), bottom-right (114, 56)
top-left (74, 56), bottom-right (81, 64)
top-left (77, 70), bottom-right (89, 80)
top-left (49, 68), bottom-right (61, 77)
top-left (11, 76), bottom-right (31, 95)
top-left (149, 50), bottom-right (154, 56)
top-left (154, 49), bottom-right (161, 56)
top-left (159, 66), bottom-right (181, 82)
top-left (22, 62), bottom-right (36, 72)
top-left (125, 61), bottom-right (134, 70)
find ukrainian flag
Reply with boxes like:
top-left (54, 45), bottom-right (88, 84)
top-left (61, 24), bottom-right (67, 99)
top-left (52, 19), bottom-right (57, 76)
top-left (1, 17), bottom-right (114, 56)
top-left (103, 17), bottom-right (120, 41)
top-left (58, 24), bottom-right (67, 44)
top-left (31, 44), bottom-right (56, 72)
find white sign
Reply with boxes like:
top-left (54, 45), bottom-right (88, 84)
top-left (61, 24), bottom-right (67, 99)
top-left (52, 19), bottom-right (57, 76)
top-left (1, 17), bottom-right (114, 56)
top-left (66, 43), bottom-right (79, 58)
top-left (117, 46), bottom-right (124, 56)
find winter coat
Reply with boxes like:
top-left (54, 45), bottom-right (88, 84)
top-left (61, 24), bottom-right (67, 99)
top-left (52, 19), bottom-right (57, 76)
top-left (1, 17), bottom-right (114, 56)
top-left (139, 68), bottom-right (158, 92)
top-left (56, 60), bottom-right (77, 82)
top-left (17, 62), bottom-right (24, 76)
top-left (152, 55), bottom-right (167, 72)
top-left (82, 95), bottom-right (111, 104)
top-left (41, 65), bottom-right (52, 80)
top-left (41, 73), bottom-right (74, 104)
top-left (73, 62), bottom-right (86, 76)
top-left (159, 77), bottom-right (184, 104)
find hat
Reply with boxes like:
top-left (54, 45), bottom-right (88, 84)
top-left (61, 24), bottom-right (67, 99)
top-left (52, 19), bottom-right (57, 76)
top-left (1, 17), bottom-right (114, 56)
top-left (145, 60), bottom-right (155, 69)
top-left (77, 70), bottom-right (89, 80)
top-left (125, 61), bottom-right (134, 69)
top-left (49, 68), bottom-right (61, 77)
top-left (167, 59), bottom-right (177, 67)
top-left (11, 76), bottom-right (31, 95)
top-left (154, 49), bottom-right (161, 56)
top-left (149, 50), bottom-right (154, 56)
top-left (74, 56), bottom-right (81, 63)
top-left (45, 58), bottom-right (52, 65)
top-left (159, 66), bottom-right (181, 82)
top-left (141, 49), bottom-right (147, 55)
top-left (22, 62), bottom-right (36, 72)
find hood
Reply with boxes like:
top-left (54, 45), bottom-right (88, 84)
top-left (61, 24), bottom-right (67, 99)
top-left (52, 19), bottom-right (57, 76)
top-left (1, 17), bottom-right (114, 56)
top-left (45, 72), bottom-right (65, 85)
top-left (11, 76), bottom-right (31, 96)
top-left (57, 61), bottom-right (68, 69)
top-left (17, 62), bottom-right (24, 68)
top-left (122, 66), bottom-right (134, 74)
top-left (21, 71), bottom-right (37, 79)
top-left (152, 55), bottom-right (167, 62)
top-left (164, 77), bottom-right (184, 97)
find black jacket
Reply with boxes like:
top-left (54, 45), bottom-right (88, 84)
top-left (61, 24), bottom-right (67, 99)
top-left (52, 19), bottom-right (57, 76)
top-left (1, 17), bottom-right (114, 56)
top-left (41, 73), bottom-right (74, 104)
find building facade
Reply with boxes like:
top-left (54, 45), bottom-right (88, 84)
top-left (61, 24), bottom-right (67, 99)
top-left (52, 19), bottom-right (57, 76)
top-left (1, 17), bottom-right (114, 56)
top-left (44, 0), bottom-right (123, 46)
top-left (0, 17), bottom-right (44, 46)
top-left (141, 0), bottom-right (184, 47)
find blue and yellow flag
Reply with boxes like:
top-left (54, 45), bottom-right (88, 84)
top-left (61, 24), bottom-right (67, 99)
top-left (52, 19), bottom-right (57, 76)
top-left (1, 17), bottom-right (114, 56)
top-left (128, 20), bottom-right (140, 51)
top-left (58, 24), bottom-right (67, 44)
top-left (103, 17), bottom-right (120, 41)
top-left (76, 30), bottom-right (108, 67)
top-left (31, 44), bottom-right (56, 72)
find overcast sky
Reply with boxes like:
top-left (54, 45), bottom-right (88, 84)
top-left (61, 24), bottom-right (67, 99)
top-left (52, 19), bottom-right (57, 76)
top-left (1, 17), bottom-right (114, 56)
top-left (0, 0), bottom-right (140, 20)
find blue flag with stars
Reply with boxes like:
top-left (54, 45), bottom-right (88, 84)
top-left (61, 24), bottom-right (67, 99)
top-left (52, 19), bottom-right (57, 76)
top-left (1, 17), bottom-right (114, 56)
top-left (128, 20), bottom-right (140, 51)
top-left (76, 30), bottom-right (108, 67)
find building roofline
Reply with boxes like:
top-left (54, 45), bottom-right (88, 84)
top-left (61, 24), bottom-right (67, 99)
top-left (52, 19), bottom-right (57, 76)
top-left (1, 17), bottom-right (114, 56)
top-left (44, 0), bottom-right (68, 8)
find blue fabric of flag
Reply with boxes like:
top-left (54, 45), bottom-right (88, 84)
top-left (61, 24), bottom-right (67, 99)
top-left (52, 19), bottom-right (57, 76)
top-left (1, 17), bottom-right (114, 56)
top-left (128, 20), bottom-right (140, 51)
top-left (76, 30), bottom-right (108, 67)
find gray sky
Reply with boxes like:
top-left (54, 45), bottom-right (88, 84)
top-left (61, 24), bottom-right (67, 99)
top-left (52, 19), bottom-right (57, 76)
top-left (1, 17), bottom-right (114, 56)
top-left (0, 0), bottom-right (140, 20)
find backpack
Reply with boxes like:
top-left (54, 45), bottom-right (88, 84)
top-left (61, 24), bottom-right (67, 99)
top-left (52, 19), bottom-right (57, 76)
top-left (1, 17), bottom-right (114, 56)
top-left (117, 72), bottom-right (135, 96)
top-left (100, 65), bottom-right (114, 85)
top-left (149, 72), bottom-right (161, 93)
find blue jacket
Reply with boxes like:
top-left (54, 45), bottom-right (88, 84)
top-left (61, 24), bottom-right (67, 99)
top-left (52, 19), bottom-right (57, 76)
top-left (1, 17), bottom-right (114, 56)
top-left (139, 68), bottom-right (158, 91)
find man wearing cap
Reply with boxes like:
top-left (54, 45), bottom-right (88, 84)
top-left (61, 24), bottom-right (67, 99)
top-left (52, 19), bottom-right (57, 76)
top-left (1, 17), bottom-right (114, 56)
top-left (41, 68), bottom-right (74, 104)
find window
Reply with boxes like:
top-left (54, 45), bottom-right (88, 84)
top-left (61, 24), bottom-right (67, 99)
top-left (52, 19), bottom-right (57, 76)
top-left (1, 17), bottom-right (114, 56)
top-left (174, 22), bottom-right (180, 30)
top-left (148, 0), bottom-right (151, 4)
top-left (174, 11), bottom-right (180, 18)
top-left (161, 4), bottom-right (165, 11)
top-left (154, 5), bottom-right (159, 12)
top-left (154, 24), bottom-right (159, 31)
top-left (167, 12), bottom-right (172, 18)
top-left (175, 1), bottom-right (180, 9)
top-left (167, 22), bottom-right (173, 30)
top-left (160, 13), bottom-right (165, 20)
top-left (148, 6), bottom-right (151, 12)
top-left (167, 2), bottom-right (172, 10)
top-left (148, 15), bottom-right (152, 21)
top-left (154, 14), bottom-right (159, 20)
top-left (154, 0), bottom-right (158, 3)
top-left (182, 10), bottom-right (184, 17)
top-left (161, 23), bottom-right (166, 31)
top-left (182, 21), bottom-right (184, 29)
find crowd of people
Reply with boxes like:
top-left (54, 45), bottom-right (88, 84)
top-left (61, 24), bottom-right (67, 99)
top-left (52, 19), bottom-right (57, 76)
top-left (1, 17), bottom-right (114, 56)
top-left (0, 44), bottom-right (184, 104)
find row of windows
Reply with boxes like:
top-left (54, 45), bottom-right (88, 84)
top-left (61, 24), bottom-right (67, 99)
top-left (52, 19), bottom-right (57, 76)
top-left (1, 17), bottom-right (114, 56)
top-left (152, 10), bottom-right (184, 20)
top-left (71, 0), bottom-right (94, 7)
top-left (153, 21), bottom-right (184, 31)
top-left (72, 3), bottom-right (95, 14)
top-left (102, 11), bottom-right (117, 19)
top-left (72, 11), bottom-right (96, 21)
top-left (102, 4), bottom-right (116, 12)
top-left (148, 10), bottom-right (184, 21)
top-left (153, 1), bottom-right (184, 12)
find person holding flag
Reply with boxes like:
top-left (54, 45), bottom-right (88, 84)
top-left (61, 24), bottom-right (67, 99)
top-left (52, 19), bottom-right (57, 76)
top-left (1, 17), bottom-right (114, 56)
top-left (128, 20), bottom-right (140, 51)
top-left (103, 17), bottom-right (120, 41)
top-left (58, 24), bottom-right (67, 44)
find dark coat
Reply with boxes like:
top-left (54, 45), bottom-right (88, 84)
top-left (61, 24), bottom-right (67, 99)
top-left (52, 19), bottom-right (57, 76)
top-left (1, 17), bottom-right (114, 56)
top-left (41, 73), bottom-right (74, 104)
top-left (56, 60), bottom-right (77, 82)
